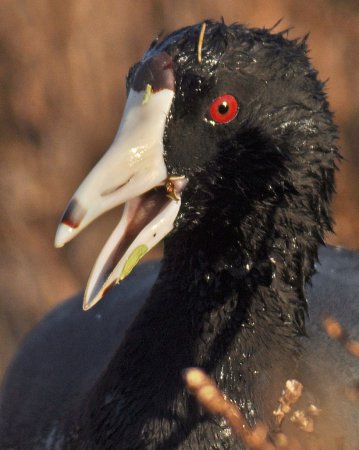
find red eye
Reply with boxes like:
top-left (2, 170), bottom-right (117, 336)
top-left (209, 94), bottom-right (238, 124)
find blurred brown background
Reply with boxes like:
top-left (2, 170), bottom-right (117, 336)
top-left (0, 0), bottom-right (358, 380)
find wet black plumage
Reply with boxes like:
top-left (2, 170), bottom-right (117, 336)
top-left (1, 21), bottom-right (359, 449)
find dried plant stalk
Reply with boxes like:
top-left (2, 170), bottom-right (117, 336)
top-left (273, 380), bottom-right (303, 428)
top-left (183, 367), bottom-right (276, 450)
top-left (290, 410), bottom-right (314, 433)
top-left (323, 315), bottom-right (359, 358)
top-left (197, 22), bottom-right (206, 63)
top-left (271, 432), bottom-right (304, 450)
top-left (345, 340), bottom-right (359, 358)
top-left (323, 315), bottom-right (359, 405)
top-left (306, 404), bottom-right (321, 417)
top-left (322, 316), bottom-right (344, 340)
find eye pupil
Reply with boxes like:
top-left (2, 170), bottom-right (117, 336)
top-left (218, 102), bottom-right (229, 115)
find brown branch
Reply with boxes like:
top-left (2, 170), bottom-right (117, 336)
top-left (323, 315), bottom-right (359, 404)
top-left (273, 380), bottom-right (303, 429)
top-left (322, 315), bottom-right (345, 340)
top-left (290, 410), bottom-right (314, 433)
top-left (183, 367), bottom-right (276, 450)
top-left (322, 315), bottom-right (359, 358)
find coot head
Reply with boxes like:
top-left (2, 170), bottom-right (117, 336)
top-left (55, 21), bottom-right (338, 311)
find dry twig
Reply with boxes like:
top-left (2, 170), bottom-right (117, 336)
top-left (273, 380), bottom-right (303, 429)
top-left (184, 369), bottom-right (324, 449)
top-left (306, 404), bottom-right (321, 417)
top-left (323, 315), bottom-right (359, 358)
top-left (197, 22), bottom-right (206, 64)
top-left (323, 315), bottom-right (359, 403)
top-left (290, 410), bottom-right (314, 433)
top-left (183, 367), bottom-right (276, 450)
top-left (322, 315), bottom-right (344, 340)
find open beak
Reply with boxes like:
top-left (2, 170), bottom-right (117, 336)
top-left (55, 52), bottom-right (186, 310)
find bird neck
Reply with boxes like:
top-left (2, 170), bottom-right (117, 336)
top-left (75, 203), bottom-right (315, 446)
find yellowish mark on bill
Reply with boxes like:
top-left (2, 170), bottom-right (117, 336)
top-left (142, 84), bottom-right (153, 104)
top-left (120, 244), bottom-right (148, 280)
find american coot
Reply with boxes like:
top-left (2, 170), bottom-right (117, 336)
top-left (1, 20), bottom-right (359, 450)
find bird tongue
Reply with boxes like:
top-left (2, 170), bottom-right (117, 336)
top-left (83, 179), bottom-right (186, 310)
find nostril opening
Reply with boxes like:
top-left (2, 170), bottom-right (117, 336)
top-left (101, 176), bottom-right (133, 197)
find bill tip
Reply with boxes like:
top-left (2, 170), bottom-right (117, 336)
top-left (83, 286), bottom-right (103, 311)
top-left (82, 302), bottom-right (91, 311)
top-left (54, 223), bottom-right (74, 248)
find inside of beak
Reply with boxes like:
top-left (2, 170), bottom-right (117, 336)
top-left (83, 177), bottom-right (187, 310)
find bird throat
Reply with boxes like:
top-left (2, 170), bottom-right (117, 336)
top-left (73, 214), bottom-right (309, 448)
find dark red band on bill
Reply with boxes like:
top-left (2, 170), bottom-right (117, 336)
top-left (61, 198), bottom-right (86, 229)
